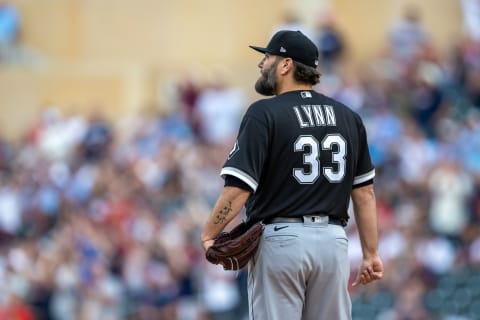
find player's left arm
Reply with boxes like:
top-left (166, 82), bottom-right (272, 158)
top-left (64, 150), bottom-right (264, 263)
top-left (351, 183), bottom-right (383, 286)
top-left (351, 113), bottom-right (383, 286)
top-left (200, 186), bottom-right (251, 251)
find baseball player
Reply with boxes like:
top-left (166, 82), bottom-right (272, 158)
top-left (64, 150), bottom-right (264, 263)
top-left (201, 30), bottom-right (383, 320)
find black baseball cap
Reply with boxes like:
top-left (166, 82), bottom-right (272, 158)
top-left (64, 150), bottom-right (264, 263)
top-left (249, 30), bottom-right (319, 68)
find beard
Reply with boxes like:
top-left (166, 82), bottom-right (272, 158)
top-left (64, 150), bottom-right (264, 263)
top-left (254, 60), bottom-right (278, 96)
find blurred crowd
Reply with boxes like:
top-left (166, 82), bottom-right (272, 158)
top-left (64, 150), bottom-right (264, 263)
top-left (1, 2), bottom-right (480, 320)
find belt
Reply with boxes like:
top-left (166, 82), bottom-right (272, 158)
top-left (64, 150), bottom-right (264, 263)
top-left (264, 215), bottom-right (347, 227)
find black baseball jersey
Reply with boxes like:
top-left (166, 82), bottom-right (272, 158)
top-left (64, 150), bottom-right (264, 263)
top-left (221, 90), bottom-right (375, 223)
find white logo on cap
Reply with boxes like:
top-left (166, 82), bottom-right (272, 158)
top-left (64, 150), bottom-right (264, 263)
top-left (280, 46), bottom-right (287, 53)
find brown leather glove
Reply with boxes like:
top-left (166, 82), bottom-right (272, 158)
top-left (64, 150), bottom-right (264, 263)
top-left (205, 221), bottom-right (264, 270)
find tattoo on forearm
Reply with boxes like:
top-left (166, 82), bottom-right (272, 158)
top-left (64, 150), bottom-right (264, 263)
top-left (214, 201), bottom-right (232, 224)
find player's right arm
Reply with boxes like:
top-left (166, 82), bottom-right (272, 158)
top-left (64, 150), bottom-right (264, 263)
top-left (351, 183), bottom-right (384, 286)
top-left (200, 186), bottom-right (251, 251)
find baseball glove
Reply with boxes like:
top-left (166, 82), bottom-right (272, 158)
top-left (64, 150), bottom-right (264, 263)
top-left (205, 221), bottom-right (264, 270)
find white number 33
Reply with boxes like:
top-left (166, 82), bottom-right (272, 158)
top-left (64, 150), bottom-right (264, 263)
top-left (293, 134), bottom-right (346, 184)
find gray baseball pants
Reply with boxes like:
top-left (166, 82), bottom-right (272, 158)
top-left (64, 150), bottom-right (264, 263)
top-left (248, 216), bottom-right (352, 320)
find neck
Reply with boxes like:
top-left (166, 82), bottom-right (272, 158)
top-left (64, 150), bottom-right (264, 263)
top-left (276, 83), bottom-right (312, 95)
top-left (275, 74), bottom-right (312, 95)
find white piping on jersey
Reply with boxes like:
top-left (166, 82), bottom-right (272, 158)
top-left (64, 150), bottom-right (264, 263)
top-left (353, 169), bottom-right (375, 185)
top-left (220, 167), bottom-right (258, 192)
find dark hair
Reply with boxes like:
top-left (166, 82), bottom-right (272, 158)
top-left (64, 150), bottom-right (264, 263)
top-left (293, 61), bottom-right (320, 85)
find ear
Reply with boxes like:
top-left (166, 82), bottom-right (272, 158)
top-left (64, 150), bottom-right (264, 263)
top-left (279, 58), bottom-right (293, 75)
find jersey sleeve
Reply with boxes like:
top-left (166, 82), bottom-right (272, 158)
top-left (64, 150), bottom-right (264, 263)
top-left (220, 114), bottom-right (269, 193)
top-left (224, 175), bottom-right (254, 192)
top-left (353, 116), bottom-right (375, 187)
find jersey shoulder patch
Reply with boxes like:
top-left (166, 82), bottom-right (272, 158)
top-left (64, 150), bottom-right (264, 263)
top-left (227, 140), bottom-right (240, 159)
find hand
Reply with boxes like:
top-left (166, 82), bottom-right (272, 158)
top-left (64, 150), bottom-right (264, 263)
top-left (352, 255), bottom-right (383, 287)
top-left (201, 239), bottom-right (215, 252)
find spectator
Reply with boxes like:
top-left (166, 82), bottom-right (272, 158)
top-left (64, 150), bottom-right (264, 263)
top-left (428, 159), bottom-right (474, 238)
top-left (0, 0), bottom-right (20, 62)
top-left (387, 4), bottom-right (429, 64)
top-left (461, 0), bottom-right (480, 43)
top-left (271, 10), bottom-right (316, 43)
top-left (0, 176), bottom-right (22, 242)
top-left (81, 111), bottom-right (112, 162)
top-left (314, 7), bottom-right (345, 71)
top-left (194, 70), bottom-right (245, 145)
